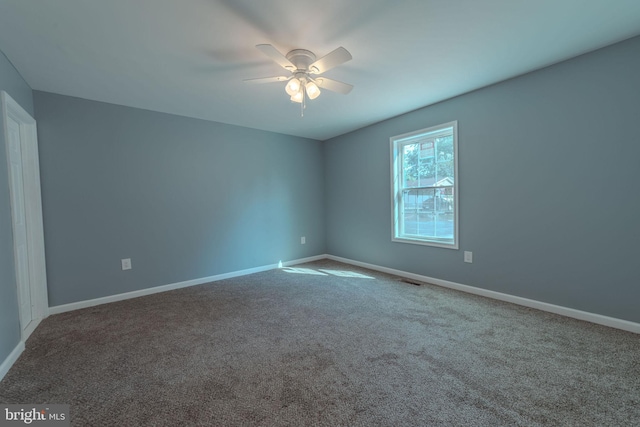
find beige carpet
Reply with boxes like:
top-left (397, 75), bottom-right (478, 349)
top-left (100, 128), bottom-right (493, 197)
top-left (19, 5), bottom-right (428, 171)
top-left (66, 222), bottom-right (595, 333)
top-left (1, 259), bottom-right (639, 426)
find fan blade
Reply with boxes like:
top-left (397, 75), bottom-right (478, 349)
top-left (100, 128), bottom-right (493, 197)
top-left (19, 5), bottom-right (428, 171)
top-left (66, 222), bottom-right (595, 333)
top-left (256, 44), bottom-right (296, 71)
top-left (243, 76), bottom-right (290, 84)
top-left (309, 47), bottom-right (352, 74)
top-left (315, 77), bottom-right (353, 94)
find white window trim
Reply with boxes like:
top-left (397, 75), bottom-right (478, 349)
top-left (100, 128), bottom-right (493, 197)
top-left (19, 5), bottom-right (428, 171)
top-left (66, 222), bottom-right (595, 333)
top-left (390, 121), bottom-right (459, 249)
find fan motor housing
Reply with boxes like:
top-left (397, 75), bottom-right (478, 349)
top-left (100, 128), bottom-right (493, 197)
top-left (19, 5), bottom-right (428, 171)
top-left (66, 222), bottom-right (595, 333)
top-left (286, 49), bottom-right (316, 72)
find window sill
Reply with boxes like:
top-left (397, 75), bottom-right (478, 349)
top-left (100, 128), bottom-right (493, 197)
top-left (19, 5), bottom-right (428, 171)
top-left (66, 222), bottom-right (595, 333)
top-left (392, 236), bottom-right (458, 250)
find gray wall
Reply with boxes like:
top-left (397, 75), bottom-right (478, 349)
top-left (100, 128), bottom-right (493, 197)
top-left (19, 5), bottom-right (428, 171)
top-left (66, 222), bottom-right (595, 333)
top-left (0, 51), bottom-right (34, 362)
top-left (34, 92), bottom-right (325, 306)
top-left (324, 36), bottom-right (640, 323)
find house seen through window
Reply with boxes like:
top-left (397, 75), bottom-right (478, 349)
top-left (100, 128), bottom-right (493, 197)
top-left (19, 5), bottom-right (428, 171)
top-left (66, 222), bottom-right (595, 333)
top-left (391, 121), bottom-right (458, 248)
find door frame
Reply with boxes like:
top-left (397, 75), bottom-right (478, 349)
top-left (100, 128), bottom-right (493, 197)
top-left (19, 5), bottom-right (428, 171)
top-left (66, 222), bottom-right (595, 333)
top-left (1, 91), bottom-right (48, 341)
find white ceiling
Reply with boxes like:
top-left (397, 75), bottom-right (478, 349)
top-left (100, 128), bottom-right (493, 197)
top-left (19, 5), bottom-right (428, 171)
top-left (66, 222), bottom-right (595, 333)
top-left (1, 1), bottom-right (639, 141)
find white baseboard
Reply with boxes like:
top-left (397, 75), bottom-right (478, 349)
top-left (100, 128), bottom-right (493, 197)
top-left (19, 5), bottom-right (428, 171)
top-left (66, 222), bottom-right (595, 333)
top-left (0, 341), bottom-right (25, 382)
top-left (326, 255), bottom-right (640, 334)
top-left (46, 252), bottom-right (639, 334)
top-left (49, 254), bottom-right (327, 315)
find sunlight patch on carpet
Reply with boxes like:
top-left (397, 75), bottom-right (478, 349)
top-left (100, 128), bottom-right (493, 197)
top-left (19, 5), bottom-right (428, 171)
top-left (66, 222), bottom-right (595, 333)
top-left (281, 267), bottom-right (328, 275)
top-left (281, 267), bottom-right (374, 279)
top-left (318, 269), bottom-right (374, 279)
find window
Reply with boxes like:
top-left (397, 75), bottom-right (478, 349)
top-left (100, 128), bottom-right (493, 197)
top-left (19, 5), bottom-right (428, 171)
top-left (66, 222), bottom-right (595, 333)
top-left (391, 121), bottom-right (458, 248)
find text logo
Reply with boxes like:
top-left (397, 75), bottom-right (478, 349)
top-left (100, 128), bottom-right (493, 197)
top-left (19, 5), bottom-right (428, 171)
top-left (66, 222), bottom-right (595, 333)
top-left (0, 405), bottom-right (69, 427)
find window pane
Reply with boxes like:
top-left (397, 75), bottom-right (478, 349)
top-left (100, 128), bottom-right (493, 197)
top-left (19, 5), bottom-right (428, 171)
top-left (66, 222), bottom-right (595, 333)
top-left (402, 144), bottom-right (419, 188)
top-left (418, 140), bottom-right (435, 187)
top-left (402, 189), bottom-right (419, 235)
top-left (435, 136), bottom-right (454, 184)
top-left (418, 156), bottom-right (435, 187)
top-left (429, 187), bottom-right (454, 240)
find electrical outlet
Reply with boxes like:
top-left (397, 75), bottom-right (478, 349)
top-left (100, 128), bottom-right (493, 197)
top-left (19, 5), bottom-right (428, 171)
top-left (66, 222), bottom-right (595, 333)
top-left (301, 236), bottom-right (306, 244)
top-left (121, 258), bottom-right (132, 270)
top-left (464, 251), bottom-right (473, 263)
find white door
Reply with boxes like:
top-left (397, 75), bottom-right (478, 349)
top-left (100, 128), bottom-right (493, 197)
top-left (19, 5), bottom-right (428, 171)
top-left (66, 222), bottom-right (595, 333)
top-left (2, 91), bottom-right (48, 341)
top-left (7, 116), bottom-right (33, 331)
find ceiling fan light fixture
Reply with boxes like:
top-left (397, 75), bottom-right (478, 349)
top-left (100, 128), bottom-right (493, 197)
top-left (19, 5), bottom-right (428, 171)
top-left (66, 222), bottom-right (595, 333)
top-left (290, 89), bottom-right (304, 103)
top-left (285, 78), bottom-right (301, 96)
top-left (305, 81), bottom-right (321, 100)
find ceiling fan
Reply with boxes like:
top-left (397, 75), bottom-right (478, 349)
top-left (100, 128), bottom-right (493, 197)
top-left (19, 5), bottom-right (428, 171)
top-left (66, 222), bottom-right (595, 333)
top-left (244, 44), bottom-right (353, 114)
